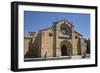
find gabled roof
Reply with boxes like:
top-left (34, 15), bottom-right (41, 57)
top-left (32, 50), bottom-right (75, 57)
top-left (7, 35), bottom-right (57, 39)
top-left (39, 27), bottom-right (52, 31)
top-left (53, 20), bottom-right (74, 27)
top-left (73, 31), bottom-right (83, 36)
top-left (40, 20), bottom-right (74, 32)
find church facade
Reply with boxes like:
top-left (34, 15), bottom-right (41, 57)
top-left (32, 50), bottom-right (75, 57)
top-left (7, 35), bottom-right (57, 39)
top-left (24, 20), bottom-right (90, 59)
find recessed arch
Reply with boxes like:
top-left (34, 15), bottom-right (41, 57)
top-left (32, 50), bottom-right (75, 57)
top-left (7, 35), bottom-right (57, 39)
top-left (61, 45), bottom-right (68, 56)
top-left (60, 40), bottom-right (72, 56)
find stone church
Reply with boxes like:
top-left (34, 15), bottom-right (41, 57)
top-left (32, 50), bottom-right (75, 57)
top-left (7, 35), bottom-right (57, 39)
top-left (24, 20), bottom-right (90, 59)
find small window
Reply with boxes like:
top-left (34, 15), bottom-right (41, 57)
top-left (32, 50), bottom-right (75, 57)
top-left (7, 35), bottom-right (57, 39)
top-left (75, 36), bottom-right (78, 39)
top-left (49, 33), bottom-right (52, 37)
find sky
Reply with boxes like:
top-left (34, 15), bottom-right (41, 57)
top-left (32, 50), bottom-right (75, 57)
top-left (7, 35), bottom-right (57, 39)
top-left (24, 11), bottom-right (90, 38)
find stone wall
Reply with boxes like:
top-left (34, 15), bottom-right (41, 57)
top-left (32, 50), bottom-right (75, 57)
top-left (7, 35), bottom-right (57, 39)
top-left (24, 37), bottom-right (36, 58)
top-left (40, 29), bottom-right (53, 58)
top-left (24, 38), bottom-right (31, 55)
top-left (55, 20), bottom-right (72, 57)
top-left (80, 38), bottom-right (87, 56)
top-left (72, 31), bottom-right (81, 55)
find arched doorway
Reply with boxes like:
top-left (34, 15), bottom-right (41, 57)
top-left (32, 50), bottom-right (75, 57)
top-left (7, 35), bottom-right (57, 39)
top-left (61, 45), bottom-right (68, 56)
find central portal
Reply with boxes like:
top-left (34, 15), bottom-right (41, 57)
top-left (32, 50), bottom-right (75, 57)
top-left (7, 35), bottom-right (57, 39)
top-left (61, 45), bottom-right (68, 56)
